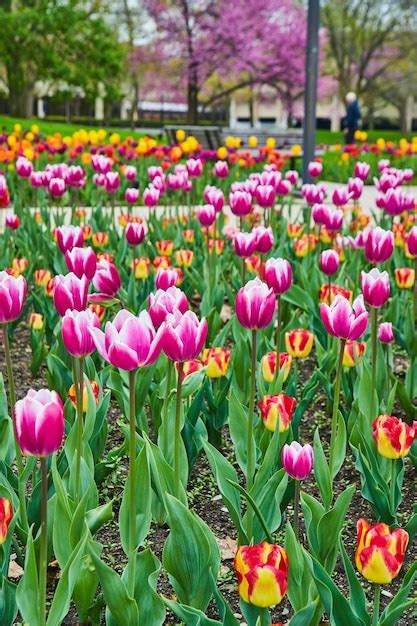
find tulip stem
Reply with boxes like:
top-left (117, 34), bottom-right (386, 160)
top-left (259, 607), bottom-right (271, 626)
top-left (73, 357), bottom-right (84, 503)
top-left (174, 362), bottom-right (184, 499)
top-left (39, 457), bottom-right (48, 626)
top-left (370, 307), bottom-right (378, 420)
top-left (128, 368), bottom-right (137, 598)
top-left (246, 330), bottom-right (257, 541)
top-left (2, 324), bottom-right (28, 532)
top-left (161, 359), bottom-right (173, 450)
top-left (241, 257), bottom-right (246, 285)
top-left (390, 459), bottom-right (397, 517)
top-left (293, 480), bottom-right (300, 540)
top-left (329, 338), bottom-right (346, 475)
top-left (372, 584), bottom-right (381, 626)
top-left (275, 295), bottom-right (281, 376)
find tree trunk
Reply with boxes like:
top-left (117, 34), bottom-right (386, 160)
top-left (187, 82), bottom-right (199, 124)
top-left (249, 96), bottom-right (254, 127)
top-left (399, 100), bottom-right (408, 135)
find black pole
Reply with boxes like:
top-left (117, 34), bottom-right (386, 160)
top-left (302, 0), bottom-right (320, 183)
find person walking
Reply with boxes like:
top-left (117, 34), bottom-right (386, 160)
top-left (343, 92), bottom-right (361, 144)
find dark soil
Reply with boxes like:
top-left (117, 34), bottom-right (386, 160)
top-left (3, 325), bottom-right (417, 625)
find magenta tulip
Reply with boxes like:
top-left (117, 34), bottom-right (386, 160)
top-left (49, 178), bottom-right (66, 198)
top-left (214, 161), bottom-right (229, 178)
top-left (105, 171), bottom-right (120, 193)
top-left (319, 250), bottom-right (339, 276)
top-left (186, 158), bottom-right (203, 177)
top-left (143, 186), bottom-right (160, 207)
top-left (307, 161), bottom-right (322, 178)
top-left (0, 272), bottom-right (27, 323)
top-left (53, 273), bottom-right (88, 316)
top-left (234, 232), bottom-right (257, 258)
top-left (162, 310), bottom-right (208, 362)
top-left (286, 170), bottom-right (299, 185)
top-left (407, 227), bottom-right (417, 257)
top-left (332, 186), bottom-right (352, 206)
top-left (264, 258), bottom-right (293, 295)
top-left (361, 268), bottom-right (390, 308)
top-left (89, 309), bottom-right (163, 370)
top-left (148, 287), bottom-right (188, 328)
top-left (155, 267), bottom-right (180, 290)
top-left (282, 442), bottom-right (314, 480)
top-left (354, 162), bottom-right (371, 181)
top-left (125, 188), bottom-right (139, 204)
top-left (62, 309), bottom-right (100, 357)
top-left (14, 389), bottom-right (64, 456)
top-left (253, 226), bottom-right (274, 253)
top-left (255, 185), bottom-right (275, 209)
top-left (320, 294), bottom-right (368, 340)
top-left (198, 204), bottom-right (216, 227)
top-left (16, 157), bottom-right (33, 178)
top-left (378, 322), bottom-right (394, 344)
top-left (203, 186), bottom-right (224, 212)
top-left (229, 191), bottom-right (252, 216)
top-left (56, 226), bottom-right (84, 254)
top-left (125, 222), bottom-right (145, 246)
top-left (65, 246), bottom-right (96, 280)
top-left (91, 260), bottom-right (121, 299)
top-left (236, 278), bottom-right (275, 329)
top-left (302, 183), bottom-right (326, 205)
top-left (365, 227), bottom-right (394, 264)
top-left (348, 177), bottom-right (363, 200)
top-left (5, 215), bottom-right (20, 230)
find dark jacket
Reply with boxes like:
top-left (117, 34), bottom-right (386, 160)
top-left (346, 101), bottom-right (361, 129)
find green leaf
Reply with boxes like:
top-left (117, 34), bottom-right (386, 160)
top-left (228, 388), bottom-right (254, 477)
top-left (88, 540), bottom-right (139, 626)
top-left (144, 434), bottom-right (188, 508)
top-left (121, 550), bottom-right (166, 626)
top-left (339, 539), bottom-right (369, 625)
top-left (379, 561), bottom-right (417, 626)
top-left (163, 598), bottom-right (221, 625)
top-left (330, 410), bottom-right (346, 480)
top-left (16, 531), bottom-right (39, 625)
top-left (163, 495), bottom-right (220, 611)
top-left (0, 578), bottom-right (17, 626)
top-left (313, 428), bottom-right (332, 510)
top-left (288, 598), bottom-right (322, 626)
top-left (316, 485), bottom-right (355, 572)
top-left (119, 446), bottom-right (151, 555)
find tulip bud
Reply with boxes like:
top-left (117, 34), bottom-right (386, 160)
top-left (307, 161), bottom-right (322, 178)
top-left (148, 287), bottom-right (188, 328)
top-left (253, 226), bottom-right (274, 254)
top-left (125, 222), bottom-right (145, 247)
top-left (285, 329), bottom-right (314, 358)
top-left (355, 518), bottom-right (408, 584)
top-left (155, 267), bottom-right (180, 290)
top-left (236, 278), bottom-right (275, 329)
top-left (373, 414), bottom-right (416, 459)
top-left (234, 542), bottom-right (288, 608)
top-left (321, 294), bottom-right (368, 340)
top-left (233, 232), bottom-right (257, 258)
top-left (197, 204), bottom-right (216, 227)
top-left (201, 347), bottom-right (230, 378)
top-left (378, 322), bottom-right (394, 344)
top-left (29, 312), bottom-right (44, 331)
top-left (354, 162), bottom-right (371, 181)
top-left (53, 273), bottom-right (88, 316)
top-left (394, 267), bottom-right (415, 289)
top-left (365, 227), bottom-right (394, 264)
top-left (177, 359), bottom-right (203, 380)
top-left (68, 379), bottom-right (100, 412)
top-left (260, 351), bottom-right (292, 383)
top-left (0, 498), bottom-right (13, 544)
top-left (65, 246), bottom-right (97, 280)
top-left (361, 268), bottom-right (390, 308)
top-left (406, 226), bottom-right (417, 258)
top-left (62, 309), bottom-right (100, 357)
top-left (258, 394), bottom-right (296, 432)
top-left (162, 310), bottom-right (208, 362)
top-left (91, 260), bottom-right (121, 300)
top-left (319, 250), bottom-right (339, 276)
top-left (125, 188), bottom-right (139, 204)
top-left (5, 214), bottom-right (20, 230)
top-left (0, 271), bottom-right (27, 323)
top-left (229, 191), bottom-right (252, 216)
top-left (156, 240), bottom-right (173, 257)
top-left (143, 186), bottom-right (160, 207)
top-left (282, 441), bottom-right (313, 480)
top-left (14, 389), bottom-right (64, 456)
top-left (263, 258), bottom-right (292, 295)
top-left (343, 340), bottom-right (366, 367)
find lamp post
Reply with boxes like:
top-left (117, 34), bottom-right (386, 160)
top-left (302, 0), bottom-right (320, 183)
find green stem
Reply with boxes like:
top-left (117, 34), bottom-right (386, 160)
top-left (259, 606), bottom-right (270, 626)
top-left (39, 457), bottom-right (48, 626)
top-left (174, 362), bottom-right (184, 499)
top-left (206, 234), bottom-right (212, 300)
top-left (293, 480), bottom-right (300, 540)
top-left (73, 357), bottom-right (84, 503)
top-left (241, 257), bottom-right (246, 285)
top-left (370, 307), bottom-right (379, 420)
top-left (161, 359), bottom-right (173, 450)
top-left (372, 584), bottom-right (381, 626)
top-left (2, 324), bottom-right (28, 531)
top-left (131, 245), bottom-right (136, 312)
top-left (128, 369), bottom-right (137, 597)
top-left (246, 330), bottom-right (257, 541)
top-left (275, 295), bottom-right (281, 378)
top-left (329, 338), bottom-right (346, 473)
top-left (390, 459), bottom-right (397, 518)
top-left (385, 345), bottom-right (391, 397)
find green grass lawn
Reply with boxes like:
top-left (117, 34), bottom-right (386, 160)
top-left (316, 129), bottom-right (416, 145)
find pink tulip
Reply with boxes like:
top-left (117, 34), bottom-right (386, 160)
top-left (125, 222), bottom-right (145, 246)
top-left (14, 389), bottom-right (64, 456)
top-left (406, 227), bottom-right (417, 257)
top-left (49, 178), bottom-right (66, 198)
top-left (65, 166), bottom-right (85, 188)
top-left (402, 168), bottom-right (414, 182)
top-left (282, 441), bottom-right (313, 480)
top-left (276, 179), bottom-right (292, 196)
top-left (125, 188), bottom-right (139, 204)
top-left (374, 172), bottom-right (401, 193)
top-left (382, 189), bottom-right (414, 216)
top-left (65, 247), bottom-right (96, 280)
top-left (143, 186), bottom-right (160, 207)
top-left (320, 294), bottom-right (369, 340)
top-left (91, 260), bottom-right (121, 299)
top-left (332, 186), bottom-right (352, 206)
top-left (162, 310), bottom-right (208, 362)
top-left (378, 159), bottom-right (390, 172)
top-left (92, 155), bottom-right (112, 174)
top-left (361, 268), bottom-right (390, 308)
top-left (124, 165), bottom-right (137, 181)
top-left (16, 157), bottom-right (33, 178)
top-left (354, 162), bottom-right (371, 181)
top-left (229, 191), bottom-right (252, 216)
top-left (348, 177), bottom-right (363, 200)
top-left (105, 171), bottom-right (120, 193)
top-left (5, 215), bottom-right (20, 230)
top-left (322, 206), bottom-right (344, 232)
top-left (252, 226), bottom-right (273, 253)
top-left (0, 272), bottom-right (27, 323)
top-left (62, 309), bottom-right (100, 357)
top-left (264, 258), bottom-right (293, 295)
top-left (203, 186), bottom-right (224, 212)
top-left (198, 204), bottom-right (216, 227)
top-left (319, 250), bottom-right (339, 276)
top-left (186, 158), bottom-right (203, 177)
top-left (365, 227), bottom-right (394, 264)
top-left (148, 166), bottom-right (163, 181)
top-left (155, 267), bottom-right (180, 290)
top-left (89, 309), bottom-right (162, 370)
top-left (214, 161), bottom-right (229, 178)
top-left (29, 171), bottom-right (44, 188)
top-left (312, 203), bottom-right (327, 225)
top-left (53, 273), bottom-right (89, 316)
top-left (378, 322), bottom-right (394, 344)
top-left (149, 286), bottom-right (188, 328)
top-left (285, 170), bottom-right (299, 185)
top-left (307, 161), bottom-right (322, 178)
top-left (236, 278), bottom-right (275, 329)
top-left (56, 226), bottom-right (84, 254)
top-left (255, 185), bottom-right (275, 209)
top-left (302, 183), bottom-right (326, 205)
top-left (233, 232), bottom-right (257, 258)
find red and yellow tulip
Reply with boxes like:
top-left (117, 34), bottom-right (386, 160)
top-left (258, 393), bottom-right (296, 432)
top-left (260, 351), bottom-right (292, 383)
top-left (343, 340), bottom-right (366, 367)
top-left (68, 380), bottom-right (100, 412)
top-left (285, 329), bottom-right (314, 358)
top-left (0, 498), bottom-right (12, 544)
top-left (355, 518), bottom-right (408, 584)
top-left (394, 267), bottom-right (415, 289)
top-left (176, 249), bottom-right (193, 268)
top-left (34, 269), bottom-right (52, 287)
top-left (234, 542), bottom-right (288, 608)
top-left (372, 414), bottom-right (416, 459)
top-left (156, 240), bottom-right (173, 257)
top-left (201, 347), bottom-right (230, 378)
